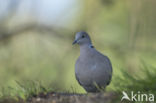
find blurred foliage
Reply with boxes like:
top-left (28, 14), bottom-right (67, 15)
top-left (100, 0), bottom-right (114, 5)
top-left (112, 63), bottom-right (156, 102)
top-left (113, 64), bottom-right (156, 94)
top-left (0, 0), bottom-right (155, 100)
top-left (0, 80), bottom-right (57, 100)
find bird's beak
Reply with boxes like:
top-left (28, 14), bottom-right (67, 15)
top-left (72, 40), bottom-right (77, 45)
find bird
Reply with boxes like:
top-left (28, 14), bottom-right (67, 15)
top-left (72, 31), bottom-right (112, 92)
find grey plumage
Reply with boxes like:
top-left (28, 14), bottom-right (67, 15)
top-left (73, 31), bottom-right (112, 92)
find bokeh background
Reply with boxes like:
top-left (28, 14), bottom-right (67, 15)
top-left (0, 0), bottom-right (156, 95)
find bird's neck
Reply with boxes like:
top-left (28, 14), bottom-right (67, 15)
top-left (79, 43), bottom-right (94, 56)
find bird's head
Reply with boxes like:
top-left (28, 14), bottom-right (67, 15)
top-left (72, 31), bottom-right (92, 46)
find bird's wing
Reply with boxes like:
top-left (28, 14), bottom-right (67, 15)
top-left (95, 51), bottom-right (113, 85)
top-left (106, 74), bottom-right (112, 85)
top-left (75, 73), bottom-right (82, 86)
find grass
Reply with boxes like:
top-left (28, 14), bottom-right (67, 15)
top-left (113, 65), bottom-right (156, 94)
top-left (0, 81), bottom-right (53, 101)
top-left (0, 63), bottom-right (155, 103)
top-left (112, 63), bottom-right (156, 102)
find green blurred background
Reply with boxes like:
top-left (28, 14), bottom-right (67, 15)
top-left (0, 0), bottom-right (155, 94)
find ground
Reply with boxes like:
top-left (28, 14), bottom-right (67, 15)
top-left (0, 92), bottom-right (118, 103)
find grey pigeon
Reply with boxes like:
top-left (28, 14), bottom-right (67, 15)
top-left (73, 31), bottom-right (112, 92)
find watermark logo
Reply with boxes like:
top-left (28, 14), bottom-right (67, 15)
top-left (121, 91), bottom-right (154, 102)
top-left (121, 91), bottom-right (130, 101)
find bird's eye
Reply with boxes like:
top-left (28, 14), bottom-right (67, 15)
top-left (82, 35), bottom-right (85, 38)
